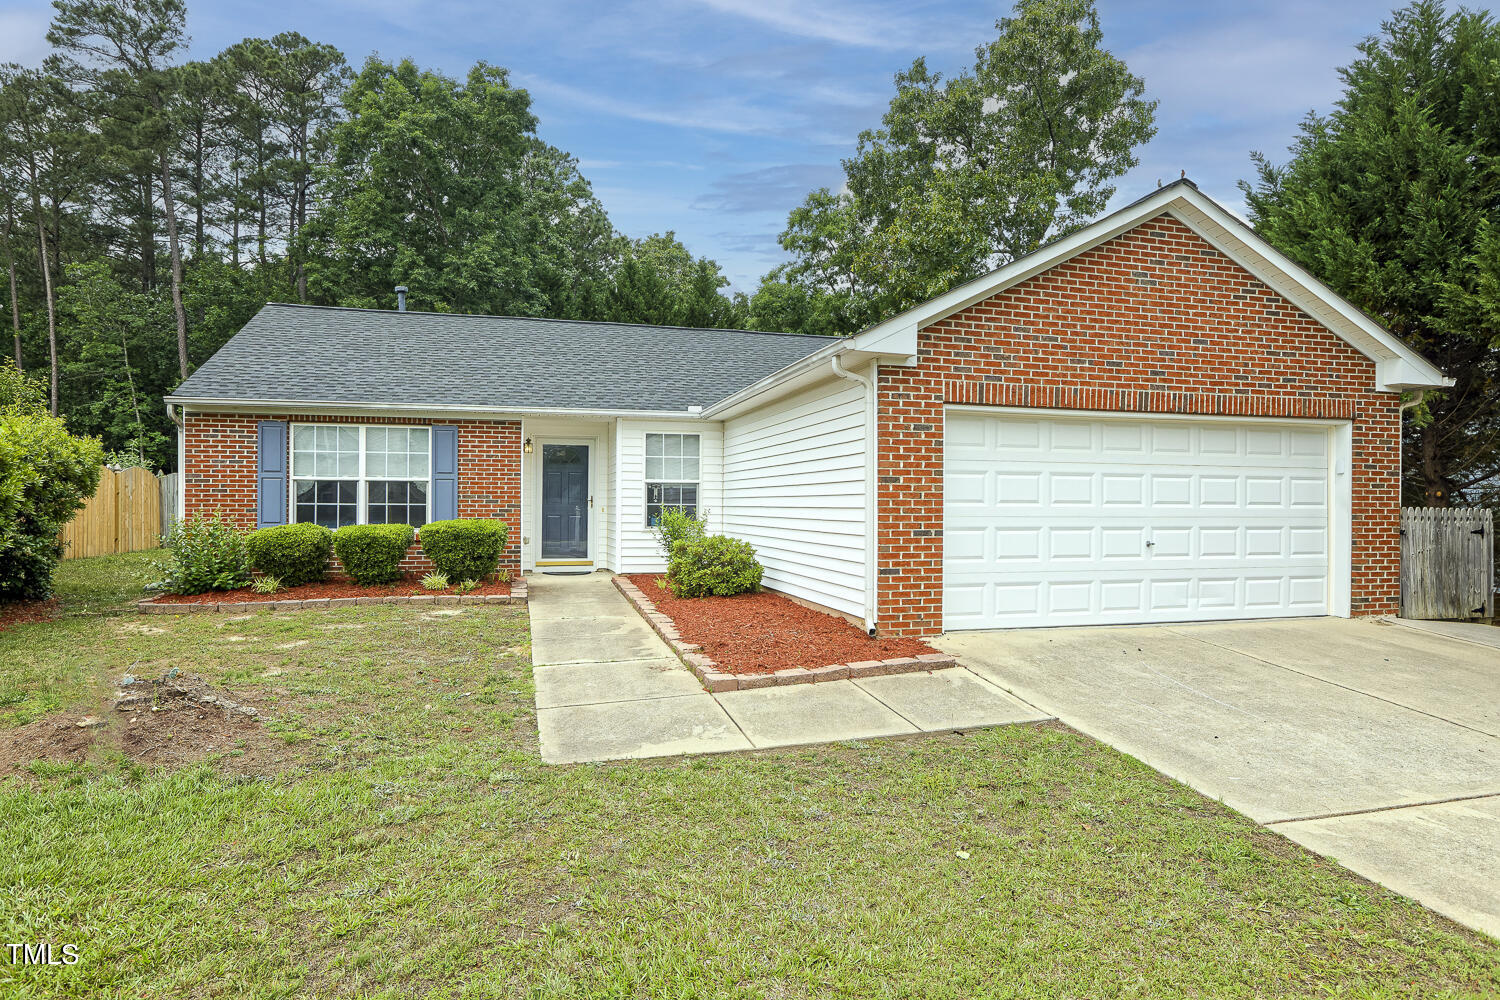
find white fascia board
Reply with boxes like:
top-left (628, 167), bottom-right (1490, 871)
top-left (847, 185), bottom-right (1189, 355)
top-left (1169, 194), bottom-right (1451, 392)
top-left (845, 183), bottom-right (1451, 394)
top-left (166, 396), bottom-right (705, 421)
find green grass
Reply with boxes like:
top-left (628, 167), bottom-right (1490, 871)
top-left (0, 555), bottom-right (1496, 998)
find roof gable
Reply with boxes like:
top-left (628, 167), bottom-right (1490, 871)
top-left (849, 181), bottom-right (1449, 393)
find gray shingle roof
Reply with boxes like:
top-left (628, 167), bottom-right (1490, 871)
top-left (169, 304), bottom-right (835, 412)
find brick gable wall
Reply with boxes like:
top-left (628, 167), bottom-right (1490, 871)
top-left (182, 412), bottom-right (522, 578)
top-left (876, 213), bottom-right (1401, 636)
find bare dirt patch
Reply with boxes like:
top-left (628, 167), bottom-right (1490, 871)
top-left (624, 574), bottom-right (938, 673)
top-left (0, 671), bottom-right (301, 777)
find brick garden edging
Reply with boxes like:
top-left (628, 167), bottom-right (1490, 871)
top-left (612, 575), bottom-right (956, 693)
top-left (137, 578), bottom-right (527, 614)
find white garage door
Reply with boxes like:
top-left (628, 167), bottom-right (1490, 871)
top-left (944, 410), bottom-right (1331, 629)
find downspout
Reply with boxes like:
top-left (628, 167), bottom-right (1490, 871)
top-left (1398, 389), bottom-right (1426, 504)
top-left (832, 355), bottom-right (879, 636)
top-left (167, 401), bottom-right (185, 531)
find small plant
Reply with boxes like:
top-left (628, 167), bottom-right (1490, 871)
top-left (252, 575), bottom-right (282, 595)
top-left (651, 507), bottom-right (707, 559)
top-left (332, 523), bottom-right (415, 585)
top-left (418, 519), bottom-right (508, 581)
top-left (452, 578), bottom-right (478, 595)
top-left (493, 569), bottom-right (511, 583)
top-left (156, 512), bottom-right (252, 595)
top-left (667, 534), bottom-right (763, 598)
top-left (421, 571), bottom-right (449, 591)
top-left (245, 522), bottom-right (332, 587)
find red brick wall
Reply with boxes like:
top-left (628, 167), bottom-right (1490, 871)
top-left (182, 412), bottom-right (522, 578)
top-left (877, 213), bottom-right (1402, 636)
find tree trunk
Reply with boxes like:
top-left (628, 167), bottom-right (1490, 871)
top-left (159, 150), bottom-right (189, 379)
top-left (26, 160), bottom-right (58, 416)
top-left (3, 206), bottom-right (21, 371)
top-left (1419, 425), bottom-right (1450, 507)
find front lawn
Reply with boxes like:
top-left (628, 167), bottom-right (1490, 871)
top-left (1, 554), bottom-right (1496, 998)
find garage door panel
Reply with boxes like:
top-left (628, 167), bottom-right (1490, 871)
top-left (944, 411), bottom-right (1333, 629)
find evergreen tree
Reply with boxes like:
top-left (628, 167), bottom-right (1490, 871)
top-left (1242, 1), bottom-right (1500, 505)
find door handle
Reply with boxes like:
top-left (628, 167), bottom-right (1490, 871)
top-left (1145, 540), bottom-right (1155, 548)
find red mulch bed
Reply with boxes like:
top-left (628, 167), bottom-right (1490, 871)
top-left (0, 598), bottom-right (59, 634)
top-left (151, 576), bottom-right (510, 604)
top-left (625, 574), bottom-right (937, 674)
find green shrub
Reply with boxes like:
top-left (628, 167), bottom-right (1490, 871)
top-left (651, 506), bottom-right (707, 559)
top-left (418, 519), bottom-right (507, 580)
top-left (158, 513), bottom-right (253, 595)
top-left (667, 534), bottom-right (763, 598)
top-left (332, 523), bottom-right (414, 585)
top-left (0, 366), bottom-right (106, 600)
top-left (245, 522), bottom-right (332, 587)
top-left (421, 571), bottom-right (449, 591)
top-left (252, 575), bottom-right (282, 595)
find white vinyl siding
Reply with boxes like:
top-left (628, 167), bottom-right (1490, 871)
top-left (616, 418), bottom-right (723, 573)
top-left (722, 378), bottom-right (867, 618)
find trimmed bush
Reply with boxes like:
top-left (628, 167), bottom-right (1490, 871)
top-left (667, 534), bottom-right (763, 598)
top-left (158, 513), bottom-right (253, 595)
top-left (418, 519), bottom-right (507, 581)
top-left (245, 522), bottom-right (332, 587)
top-left (650, 506), bottom-right (706, 559)
top-left (332, 523), bottom-right (415, 585)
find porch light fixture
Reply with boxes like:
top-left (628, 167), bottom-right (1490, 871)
top-left (523, 437), bottom-right (533, 454)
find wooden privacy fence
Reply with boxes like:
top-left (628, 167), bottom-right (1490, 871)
top-left (1400, 507), bottom-right (1495, 620)
top-left (59, 467), bottom-right (164, 560)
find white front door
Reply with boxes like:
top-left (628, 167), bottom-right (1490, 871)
top-left (943, 410), bottom-right (1333, 630)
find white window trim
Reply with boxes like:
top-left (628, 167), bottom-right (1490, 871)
top-left (644, 431), bottom-right (702, 527)
top-left (288, 422), bottom-right (433, 528)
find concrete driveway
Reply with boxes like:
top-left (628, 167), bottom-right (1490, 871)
top-left (938, 617), bottom-right (1500, 939)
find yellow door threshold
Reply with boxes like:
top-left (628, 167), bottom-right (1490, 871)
top-left (536, 560), bottom-right (594, 567)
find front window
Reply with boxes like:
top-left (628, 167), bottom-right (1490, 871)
top-left (645, 432), bottom-right (699, 526)
top-left (292, 424), bottom-right (431, 528)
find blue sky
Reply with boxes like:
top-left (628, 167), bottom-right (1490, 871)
top-left (0, 0), bottom-right (1393, 291)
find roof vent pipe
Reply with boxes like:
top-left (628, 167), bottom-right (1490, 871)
top-left (395, 285), bottom-right (408, 312)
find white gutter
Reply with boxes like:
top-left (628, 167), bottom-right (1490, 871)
top-left (831, 355), bottom-right (879, 635)
top-left (166, 400), bottom-right (185, 530)
top-left (165, 396), bottom-right (705, 421)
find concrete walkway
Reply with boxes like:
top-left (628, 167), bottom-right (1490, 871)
top-left (528, 572), bottom-right (1048, 765)
top-left (939, 617), bottom-right (1500, 939)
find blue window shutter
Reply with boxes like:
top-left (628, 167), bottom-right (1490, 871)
top-left (257, 420), bottom-right (288, 528)
top-left (431, 425), bottom-right (458, 521)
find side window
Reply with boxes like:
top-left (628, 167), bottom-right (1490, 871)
top-left (644, 433), bottom-right (700, 526)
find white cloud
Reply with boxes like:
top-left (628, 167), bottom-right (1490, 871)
top-left (517, 72), bottom-right (792, 137)
top-left (682, 0), bottom-right (964, 51)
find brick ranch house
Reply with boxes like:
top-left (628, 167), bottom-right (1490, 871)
top-left (166, 181), bottom-right (1448, 636)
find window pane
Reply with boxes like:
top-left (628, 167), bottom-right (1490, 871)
top-left (409, 451), bottom-right (429, 477)
top-left (295, 480), bottom-right (356, 529)
top-left (338, 426), bottom-right (358, 452)
top-left (682, 435), bottom-right (699, 457)
top-left (665, 457), bottom-right (683, 480)
top-left (366, 453), bottom-right (387, 477)
top-left (367, 480), bottom-right (426, 527)
top-left (366, 427), bottom-right (387, 452)
top-left (339, 452), bottom-right (359, 478)
top-left (683, 457), bottom-right (700, 480)
top-left (646, 433), bottom-right (664, 458)
top-left (410, 427), bottom-right (430, 451)
top-left (645, 456), bottom-right (664, 480)
top-left (664, 435), bottom-right (681, 457)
